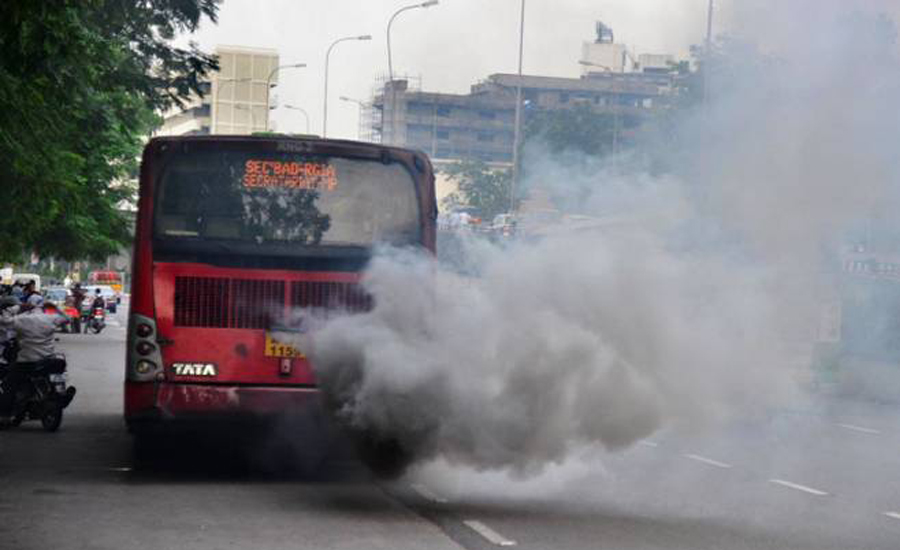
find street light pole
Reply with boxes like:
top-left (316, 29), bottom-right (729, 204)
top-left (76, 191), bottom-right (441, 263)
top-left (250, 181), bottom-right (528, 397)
top-left (339, 96), bottom-right (367, 140)
top-left (284, 104), bottom-right (311, 134)
top-left (265, 63), bottom-right (306, 131)
top-left (324, 35), bottom-right (371, 138)
top-left (386, 0), bottom-right (438, 145)
top-left (510, 0), bottom-right (526, 212)
top-left (704, 0), bottom-right (714, 106)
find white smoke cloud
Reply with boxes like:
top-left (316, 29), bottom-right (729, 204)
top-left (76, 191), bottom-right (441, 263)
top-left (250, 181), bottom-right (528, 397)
top-left (303, 0), bottom-right (900, 475)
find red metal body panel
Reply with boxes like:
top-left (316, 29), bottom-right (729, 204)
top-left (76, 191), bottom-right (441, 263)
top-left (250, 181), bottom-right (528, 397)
top-left (125, 380), bottom-right (320, 421)
top-left (153, 261), bottom-right (363, 386)
top-left (124, 381), bottom-right (156, 418)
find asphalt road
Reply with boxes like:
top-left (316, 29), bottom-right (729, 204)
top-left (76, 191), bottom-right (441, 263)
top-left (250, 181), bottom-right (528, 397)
top-left (2, 306), bottom-right (899, 549)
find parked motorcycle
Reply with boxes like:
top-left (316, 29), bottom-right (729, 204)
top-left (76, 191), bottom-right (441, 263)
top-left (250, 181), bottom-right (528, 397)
top-left (0, 344), bottom-right (77, 432)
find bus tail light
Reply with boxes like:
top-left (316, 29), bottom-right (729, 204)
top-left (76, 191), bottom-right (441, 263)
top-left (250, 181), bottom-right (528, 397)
top-left (136, 322), bottom-right (154, 338)
top-left (128, 313), bottom-right (164, 382)
top-left (136, 341), bottom-right (156, 356)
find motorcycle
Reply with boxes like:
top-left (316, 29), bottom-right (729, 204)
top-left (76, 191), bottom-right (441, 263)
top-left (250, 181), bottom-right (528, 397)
top-left (83, 305), bottom-right (105, 334)
top-left (0, 343), bottom-right (77, 431)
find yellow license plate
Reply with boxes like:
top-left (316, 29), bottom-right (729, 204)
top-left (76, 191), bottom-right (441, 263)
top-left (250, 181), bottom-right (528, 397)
top-left (264, 332), bottom-right (305, 358)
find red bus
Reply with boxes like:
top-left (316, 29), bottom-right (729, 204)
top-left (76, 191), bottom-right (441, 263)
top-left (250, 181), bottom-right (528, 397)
top-left (125, 136), bottom-right (436, 446)
top-left (88, 270), bottom-right (124, 295)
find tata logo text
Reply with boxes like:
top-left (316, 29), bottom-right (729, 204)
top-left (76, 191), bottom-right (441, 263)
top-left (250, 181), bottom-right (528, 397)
top-left (171, 363), bottom-right (218, 377)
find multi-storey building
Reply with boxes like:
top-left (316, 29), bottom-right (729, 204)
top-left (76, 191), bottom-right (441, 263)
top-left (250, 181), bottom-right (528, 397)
top-left (368, 70), bottom-right (670, 165)
top-left (155, 45), bottom-right (280, 136)
top-left (365, 22), bottom-right (678, 165)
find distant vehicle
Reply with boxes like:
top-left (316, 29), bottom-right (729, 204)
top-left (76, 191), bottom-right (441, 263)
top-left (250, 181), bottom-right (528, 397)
top-left (88, 271), bottom-right (124, 297)
top-left (41, 301), bottom-right (80, 333)
top-left (490, 213), bottom-right (517, 238)
top-left (12, 273), bottom-right (41, 291)
top-left (84, 285), bottom-right (118, 313)
top-left (43, 287), bottom-right (70, 304)
top-left (442, 206), bottom-right (485, 232)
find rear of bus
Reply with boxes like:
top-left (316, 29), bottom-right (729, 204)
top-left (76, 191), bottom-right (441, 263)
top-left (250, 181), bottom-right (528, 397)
top-left (124, 136), bottom-right (435, 432)
top-left (88, 271), bottom-right (124, 296)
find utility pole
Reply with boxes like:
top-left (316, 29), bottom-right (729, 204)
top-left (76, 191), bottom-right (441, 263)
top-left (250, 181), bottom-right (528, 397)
top-left (704, 0), bottom-right (714, 106)
top-left (510, 0), bottom-right (526, 213)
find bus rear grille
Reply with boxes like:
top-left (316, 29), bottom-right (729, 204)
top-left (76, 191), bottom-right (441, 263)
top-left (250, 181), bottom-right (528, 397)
top-left (289, 281), bottom-right (372, 312)
top-left (173, 277), bottom-right (370, 328)
top-left (174, 277), bottom-right (284, 329)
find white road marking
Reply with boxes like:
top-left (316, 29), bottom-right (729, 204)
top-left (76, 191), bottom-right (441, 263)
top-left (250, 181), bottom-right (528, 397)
top-left (411, 483), bottom-right (449, 504)
top-left (683, 453), bottom-right (732, 469)
top-left (836, 423), bottom-right (881, 435)
top-left (768, 479), bottom-right (829, 496)
top-left (463, 520), bottom-right (516, 547)
top-left (637, 440), bottom-right (659, 448)
top-left (884, 511), bottom-right (900, 521)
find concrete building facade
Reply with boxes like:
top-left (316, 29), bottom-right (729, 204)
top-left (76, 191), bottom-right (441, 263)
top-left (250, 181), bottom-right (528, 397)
top-left (363, 21), bottom-right (679, 166)
top-left (156, 45), bottom-right (280, 136)
top-left (368, 70), bottom-right (671, 165)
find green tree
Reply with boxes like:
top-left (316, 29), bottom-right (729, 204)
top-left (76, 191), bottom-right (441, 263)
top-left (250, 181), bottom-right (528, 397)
top-left (441, 161), bottom-right (512, 220)
top-left (522, 103), bottom-right (623, 161)
top-left (0, 0), bottom-right (219, 262)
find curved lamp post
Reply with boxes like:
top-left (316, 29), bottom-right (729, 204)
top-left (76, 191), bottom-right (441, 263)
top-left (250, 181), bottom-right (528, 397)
top-left (385, 0), bottom-right (438, 145)
top-left (284, 104), bottom-right (311, 134)
top-left (265, 63), bottom-right (306, 131)
top-left (323, 35), bottom-right (371, 137)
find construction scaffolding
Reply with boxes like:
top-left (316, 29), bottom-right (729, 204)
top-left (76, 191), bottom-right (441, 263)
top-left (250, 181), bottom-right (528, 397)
top-left (364, 73), bottom-right (422, 145)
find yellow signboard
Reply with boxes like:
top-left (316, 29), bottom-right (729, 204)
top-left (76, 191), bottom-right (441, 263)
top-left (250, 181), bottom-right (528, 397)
top-left (264, 332), bottom-right (305, 358)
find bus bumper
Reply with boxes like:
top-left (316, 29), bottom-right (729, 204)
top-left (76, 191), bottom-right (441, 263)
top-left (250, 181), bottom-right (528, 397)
top-left (125, 381), bottom-right (324, 429)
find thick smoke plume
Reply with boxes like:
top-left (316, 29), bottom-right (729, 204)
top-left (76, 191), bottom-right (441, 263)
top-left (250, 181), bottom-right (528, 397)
top-left (306, 1), bottom-right (900, 474)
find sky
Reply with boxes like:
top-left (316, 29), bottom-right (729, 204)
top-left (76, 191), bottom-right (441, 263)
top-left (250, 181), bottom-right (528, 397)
top-left (186, 0), bottom-right (715, 140)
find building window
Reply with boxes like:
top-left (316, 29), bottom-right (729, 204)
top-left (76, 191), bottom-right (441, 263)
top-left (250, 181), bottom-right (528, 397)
top-left (436, 129), bottom-right (450, 140)
top-left (436, 106), bottom-right (451, 117)
top-left (559, 93), bottom-right (570, 103)
top-left (478, 110), bottom-right (496, 120)
top-left (476, 132), bottom-right (494, 142)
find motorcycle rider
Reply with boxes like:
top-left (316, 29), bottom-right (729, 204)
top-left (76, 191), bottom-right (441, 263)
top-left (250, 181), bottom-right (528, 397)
top-left (0, 296), bottom-right (19, 365)
top-left (84, 288), bottom-right (105, 333)
top-left (0, 294), bottom-right (70, 424)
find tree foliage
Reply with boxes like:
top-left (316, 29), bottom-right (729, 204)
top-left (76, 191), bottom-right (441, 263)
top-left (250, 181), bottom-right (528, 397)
top-left (522, 103), bottom-right (624, 161)
top-left (441, 161), bottom-right (512, 220)
top-left (0, 0), bottom-right (219, 262)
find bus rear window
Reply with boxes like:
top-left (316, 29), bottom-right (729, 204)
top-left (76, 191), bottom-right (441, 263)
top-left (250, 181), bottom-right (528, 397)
top-left (155, 150), bottom-right (420, 247)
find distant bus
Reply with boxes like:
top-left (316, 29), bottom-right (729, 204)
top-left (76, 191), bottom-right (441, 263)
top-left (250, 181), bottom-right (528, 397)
top-left (88, 271), bottom-right (124, 295)
top-left (124, 135), bottom-right (436, 470)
